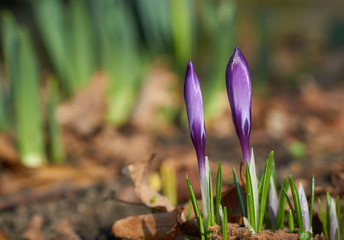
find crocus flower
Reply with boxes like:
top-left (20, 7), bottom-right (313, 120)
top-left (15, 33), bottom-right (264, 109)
top-left (184, 60), bottom-right (210, 229)
top-left (329, 197), bottom-right (339, 240)
top-left (226, 46), bottom-right (252, 166)
top-left (298, 183), bottom-right (310, 232)
top-left (269, 176), bottom-right (278, 229)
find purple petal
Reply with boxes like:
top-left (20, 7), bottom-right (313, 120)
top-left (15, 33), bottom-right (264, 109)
top-left (269, 176), bottom-right (278, 229)
top-left (329, 198), bottom-right (339, 240)
top-left (184, 60), bottom-right (206, 176)
top-left (226, 47), bottom-right (252, 165)
top-left (298, 183), bottom-right (310, 232)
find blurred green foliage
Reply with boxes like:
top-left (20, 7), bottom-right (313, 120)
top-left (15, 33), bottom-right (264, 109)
top-left (0, 0), bottom-right (342, 166)
top-left (1, 12), bottom-right (46, 167)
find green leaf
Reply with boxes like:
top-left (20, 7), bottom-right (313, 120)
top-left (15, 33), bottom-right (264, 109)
top-left (288, 209), bottom-right (294, 233)
top-left (47, 77), bottom-right (65, 163)
top-left (318, 197), bottom-right (328, 239)
top-left (309, 175), bottom-right (315, 232)
top-left (289, 176), bottom-right (304, 232)
top-left (246, 164), bottom-right (256, 232)
top-left (233, 167), bottom-right (246, 217)
top-left (223, 207), bottom-right (228, 240)
top-left (209, 169), bottom-right (215, 227)
top-left (276, 177), bottom-right (289, 229)
top-left (282, 185), bottom-right (296, 225)
top-left (216, 162), bottom-right (222, 225)
top-left (257, 151), bottom-right (274, 231)
top-left (186, 174), bottom-right (205, 240)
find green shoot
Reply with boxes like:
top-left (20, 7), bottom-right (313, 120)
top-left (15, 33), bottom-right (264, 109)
top-left (257, 151), bottom-right (273, 231)
top-left (216, 162), bottom-right (222, 225)
top-left (233, 167), bottom-right (246, 217)
top-left (223, 206), bottom-right (228, 240)
top-left (318, 197), bottom-right (328, 239)
top-left (186, 174), bottom-right (205, 240)
top-left (47, 77), bottom-right (65, 163)
top-left (310, 175), bottom-right (315, 231)
top-left (276, 177), bottom-right (289, 229)
top-left (209, 169), bottom-right (215, 227)
top-left (289, 176), bottom-right (304, 232)
top-left (288, 209), bottom-right (294, 233)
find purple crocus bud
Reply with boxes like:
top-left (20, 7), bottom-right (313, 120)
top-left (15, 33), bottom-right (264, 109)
top-left (226, 47), bottom-right (252, 165)
top-left (184, 60), bottom-right (206, 177)
top-left (268, 176), bottom-right (278, 229)
top-left (298, 183), bottom-right (310, 232)
top-left (184, 60), bottom-right (210, 228)
top-left (329, 197), bottom-right (339, 240)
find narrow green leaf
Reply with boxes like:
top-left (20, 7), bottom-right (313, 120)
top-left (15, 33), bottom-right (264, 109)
top-left (309, 175), bottom-right (315, 231)
top-left (233, 167), bottom-right (246, 217)
top-left (47, 77), bottom-right (65, 163)
top-left (282, 186), bottom-right (296, 224)
top-left (289, 176), bottom-right (304, 232)
top-left (288, 209), bottom-right (294, 233)
top-left (257, 151), bottom-right (274, 231)
top-left (246, 165), bottom-right (256, 232)
top-left (223, 206), bottom-right (228, 240)
top-left (336, 196), bottom-right (340, 229)
top-left (209, 169), bottom-right (215, 227)
top-left (187, 199), bottom-right (192, 221)
top-left (216, 162), bottom-right (222, 225)
top-left (318, 197), bottom-right (328, 239)
top-left (276, 177), bottom-right (289, 229)
top-left (186, 174), bottom-right (205, 239)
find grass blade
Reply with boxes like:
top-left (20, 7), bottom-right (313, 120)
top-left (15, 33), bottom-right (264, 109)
top-left (223, 206), bottom-right (228, 240)
top-left (318, 197), bottom-right (328, 239)
top-left (216, 162), bottom-right (222, 224)
top-left (47, 77), bottom-right (65, 163)
top-left (289, 176), bottom-right (304, 232)
top-left (310, 175), bottom-right (315, 232)
top-left (233, 167), bottom-right (246, 217)
top-left (257, 151), bottom-right (273, 231)
top-left (186, 174), bottom-right (205, 240)
top-left (209, 169), bottom-right (215, 226)
top-left (246, 164), bottom-right (256, 232)
top-left (288, 209), bottom-right (295, 233)
top-left (276, 177), bottom-right (289, 229)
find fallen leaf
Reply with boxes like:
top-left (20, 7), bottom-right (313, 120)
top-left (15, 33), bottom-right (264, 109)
top-left (21, 215), bottom-right (44, 240)
top-left (0, 135), bottom-right (19, 165)
top-left (128, 154), bottom-right (174, 212)
top-left (112, 207), bottom-right (184, 239)
top-left (57, 73), bottom-right (106, 136)
top-left (51, 219), bottom-right (81, 240)
top-left (0, 231), bottom-right (14, 240)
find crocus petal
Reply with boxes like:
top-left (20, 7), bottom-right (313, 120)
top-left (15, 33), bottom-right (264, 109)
top-left (226, 47), bottom-right (252, 165)
top-left (268, 175), bottom-right (278, 229)
top-left (184, 60), bottom-right (210, 229)
top-left (298, 183), bottom-right (310, 232)
top-left (184, 60), bottom-right (206, 177)
top-left (329, 198), bottom-right (339, 240)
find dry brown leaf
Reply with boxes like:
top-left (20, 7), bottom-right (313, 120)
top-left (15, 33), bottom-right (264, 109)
top-left (0, 161), bottom-right (110, 196)
top-left (221, 187), bottom-right (242, 218)
top-left (0, 135), bottom-right (19, 164)
top-left (131, 61), bottom-right (181, 132)
top-left (21, 215), bottom-right (44, 240)
top-left (51, 219), bottom-right (81, 240)
top-left (57, 73), bottom-right (106, 136)
top-left (0, 231), bottom-right (14, 240)
top-left (128, 155), bottom-right (174, 211)
top-left (112, 207), bottom-right (184, 239)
